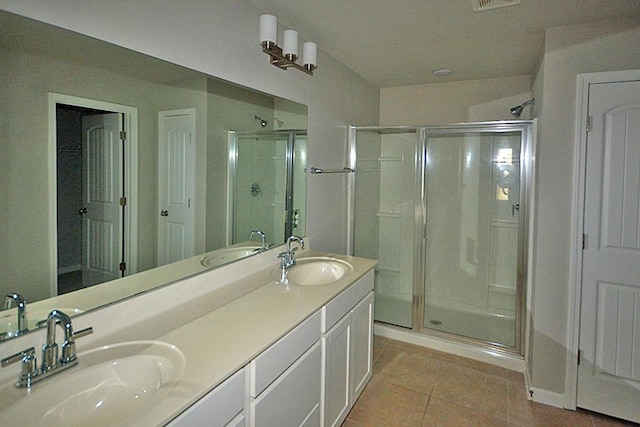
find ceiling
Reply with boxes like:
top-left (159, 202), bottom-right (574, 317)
top-left (247, 0), bottom-right (640, 88)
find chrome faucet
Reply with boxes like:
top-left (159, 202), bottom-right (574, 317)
top-left (277, 236), bottom-right (305, 284)
top-left (2, 293), bottom-right (27, 339)
top-left (42, 310), bottom-right (75, 372)
top-left (249, 229), bottom-right (268, 252)
top-left (0, 309), bottom-right (92, 388)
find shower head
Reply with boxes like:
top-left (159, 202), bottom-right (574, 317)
top-left (254, 115), bottom-right (268, 128)
top-left (510, 98), bottom-right (534, 118)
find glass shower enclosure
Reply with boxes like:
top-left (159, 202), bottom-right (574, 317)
top-left (348, 122), bottom-right (533, 354)
top-left (227, 130), bottom-right (307, 246)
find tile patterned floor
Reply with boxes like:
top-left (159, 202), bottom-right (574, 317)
top-left (342, 336), bottom-right (638, 427)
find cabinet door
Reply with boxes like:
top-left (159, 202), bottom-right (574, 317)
top-left (168, 369), bottom-right (245, 427)
top-left (321, 312), bottom-right (352, 427)
top-left (250, 341), bottom-right (322, 427)
top-left (350, 292), bottom-right (374, 401)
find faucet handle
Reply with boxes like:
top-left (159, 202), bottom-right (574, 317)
top-left (74, 327), bottom-right (94, 339)
top-left (61, 326), bottom-right (93, 364)
top-left (277, 251), bottom-right (295, 268)
top-left (1, 347), bottom-right (38, 386)
top-left (1, 346), bottom-right (35, 368)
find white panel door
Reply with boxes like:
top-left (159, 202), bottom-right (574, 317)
top-left (158, 109), bottom-right (195, 266)
top-left (81, 113), bottom-right (123, 286)
top-left (578, 80), bottom-right (640, 423)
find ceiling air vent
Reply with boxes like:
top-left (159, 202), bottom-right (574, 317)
top-left (472, 0), bottom-right (521, 12)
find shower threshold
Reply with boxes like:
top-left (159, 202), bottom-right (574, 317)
top-left (374, 321), bottom-right (525, 372)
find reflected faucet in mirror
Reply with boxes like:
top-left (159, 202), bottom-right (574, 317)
top-left (249, 230), bottom-right (268, 252)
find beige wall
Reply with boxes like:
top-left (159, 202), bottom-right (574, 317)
top-left (380, 75), bottom-right (532, 125)
top-left (529, 17), bottom-right (640, 397)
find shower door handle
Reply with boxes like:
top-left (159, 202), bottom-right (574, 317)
top-left (512, 204), bottom-right (520, 216)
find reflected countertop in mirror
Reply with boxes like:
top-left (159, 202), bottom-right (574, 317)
top-left (0, 10), bottom-right (308, 340)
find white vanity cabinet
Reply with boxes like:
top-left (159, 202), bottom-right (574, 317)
top-left (321, 270), bottom-right (374, 427)
top-left (167, 369), bottom-right (246, 427)
top-left (164, 265), bottom-right (375, 427)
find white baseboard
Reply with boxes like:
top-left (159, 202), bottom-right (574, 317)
top-left (528, 387), bottom-right (566, 408)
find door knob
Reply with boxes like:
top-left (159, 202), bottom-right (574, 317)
top-left (160, 210), bottom-right (169, 217)
top-left (78, 207), bottom-right (87, 215)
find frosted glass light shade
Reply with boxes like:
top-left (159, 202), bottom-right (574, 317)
top-left (282, 30), bottom-right (299, 59)
top-left (303, 42), bottom-right (317, 68)
top-left (259, 14), bottom-right (278, 45)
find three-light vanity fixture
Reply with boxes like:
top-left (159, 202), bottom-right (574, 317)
top-left (259, 14), bottom-right (317, 75)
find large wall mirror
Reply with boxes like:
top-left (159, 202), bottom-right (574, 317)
top-left (0, 11), bottom-right (307, 340)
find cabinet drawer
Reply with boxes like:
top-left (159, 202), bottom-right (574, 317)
top-left (250, 310), bottom-right (321, 397)
top-left (168, 369), bottom-right (245, 427)
top-left (250, 341), bottom-right (322, 427)
top-left (322, 270), bottom-right (374, 332)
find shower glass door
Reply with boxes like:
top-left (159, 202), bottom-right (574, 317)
top-left (351, 128), bottom-right (419, 328)
top-left (422, 131), bottom-right (522, 348)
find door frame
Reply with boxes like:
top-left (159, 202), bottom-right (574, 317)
top-left (48, 93), bottom-right (139, 296)
top-left (565, 69), bottom-right (640, 410)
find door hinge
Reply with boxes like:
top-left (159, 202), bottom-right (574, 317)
top-left (578, 349), bottom-right (582, 366)
top-left (582, 233), bottom-right (587, 250)
top-left (586, 115), bottom-right (592, 133)
top-left (119, 262), bottom-right (126, 272)
top-left (119, 197), bottom-right (127, 206)
top-left (119, 130), bottom-right (127, 141)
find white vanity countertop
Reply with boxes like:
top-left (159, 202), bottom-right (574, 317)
top-left (133, 251), bottom-right (377, 426)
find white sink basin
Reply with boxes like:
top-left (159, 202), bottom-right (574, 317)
top-left (200, 246), bottom-right (261, 268)
top-left (284, 257), bottom-right (353, 286)
top-left (0, 307), bottom-right (83, 339)
top-left (0, 340), bottom-right (185, 426)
